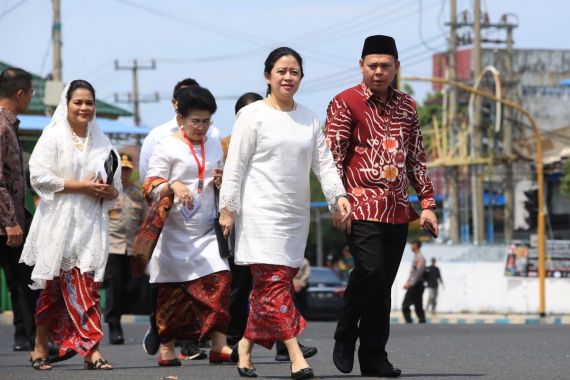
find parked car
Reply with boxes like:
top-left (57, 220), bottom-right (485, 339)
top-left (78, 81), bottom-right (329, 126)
top-left (304, 266), bottom-right (346, 320)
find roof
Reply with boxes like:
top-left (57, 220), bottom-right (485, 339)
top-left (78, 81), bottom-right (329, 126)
top-left (18, 115), bottom-right (149, 136)
top-left (0, 61), bottom-right (132, 119)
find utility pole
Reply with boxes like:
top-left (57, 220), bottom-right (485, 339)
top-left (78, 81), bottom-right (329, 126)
top-left (503, 17), bottom-right (515, 242)
top-left (448, 9), bottom-right (519, 243)
top-left (446, 0), bottom-right (460, 244)
top-left (471, 0), bottom-right (485, 244)
top-left (114, 60), bottom-right (157, 126)
top-left (51, 0), bottom-right (62, 81)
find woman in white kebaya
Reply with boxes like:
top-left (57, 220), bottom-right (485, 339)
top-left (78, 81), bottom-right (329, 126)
top-left (219, 47), bottom-right (351, 379)
top-left (21, 80), bottom-right (120, 370)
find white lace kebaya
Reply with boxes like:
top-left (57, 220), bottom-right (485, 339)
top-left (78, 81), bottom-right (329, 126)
top-left (219, 101), bottom-right (346, 268)
top-left (20, 84), bottom-right (122, 290)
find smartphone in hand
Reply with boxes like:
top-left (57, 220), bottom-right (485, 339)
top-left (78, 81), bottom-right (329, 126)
top-left (424, 219), bottom-right (438, 238)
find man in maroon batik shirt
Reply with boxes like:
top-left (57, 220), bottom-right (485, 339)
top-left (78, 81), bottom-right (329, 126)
top-left (0, 68), bottom-right (38, 352)
top-left (325, 35), bottom-right (439, 378)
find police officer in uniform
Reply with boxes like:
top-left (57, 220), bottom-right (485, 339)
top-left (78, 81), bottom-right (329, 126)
top-left (104, 153), bottom-right (145, 344)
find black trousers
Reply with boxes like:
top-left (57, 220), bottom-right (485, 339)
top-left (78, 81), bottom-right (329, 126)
top-left (334, 221), bottom-right (408, 363)
top-left (226, 257), bottom-right (253, 345)
top-left (103, 254), bottom-right (131, 326)
top-left (402, 282), bottom-right (426, 323)
top-left (0, 236), bottom-right (38, 342)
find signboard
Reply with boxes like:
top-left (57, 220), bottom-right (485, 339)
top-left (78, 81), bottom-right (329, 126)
top-left (505, 239), bottom-right (570, 278)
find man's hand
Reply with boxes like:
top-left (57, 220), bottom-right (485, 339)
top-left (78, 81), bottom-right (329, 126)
top-left (332, 197), bottom-right (352, 233)
top-left (403, 281), bottom-right (411, 290)
top-left (420, 209), bottom-right (439, 237)
top-left (5, 224), bottom-right (24, 247)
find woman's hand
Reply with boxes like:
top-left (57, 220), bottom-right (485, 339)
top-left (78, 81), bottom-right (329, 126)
top-left (332, 196), bottom-right (352, 233)
top-left (170, 181), bottom-right (194, 209)
top-left (213, 168), bottom-right (223, 189)
top-left (219, 208), bottom-right (235, 238)
top-left (82, 174), bottom-right (114, 200)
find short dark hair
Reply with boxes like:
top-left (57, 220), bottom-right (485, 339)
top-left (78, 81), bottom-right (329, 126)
top-left (0, 68), bottom-right (33, 98)
top-left (235, 92), bottom-right (262, 114)
top-left (172, 78), bottom-right (199, 100)
top-left (66, 79), bottom-right (96, 103)
top-left (264, 47), bottom-right (304, 96)
top-left (411, 239), bottom-right (422, 248)
top-left (176, 86), bottom-right (217, 116)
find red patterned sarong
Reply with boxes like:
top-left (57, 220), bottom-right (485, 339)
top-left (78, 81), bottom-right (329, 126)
top-left (156, 271), bottom-right (231, 343)
top-left (35, 267), bottom-right (103, 357)
top-left (244, 264), bottom-right (307, 349)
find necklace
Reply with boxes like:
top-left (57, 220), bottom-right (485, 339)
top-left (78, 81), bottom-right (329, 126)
top-left (70, 128), bottom-right (88, 151)
top-left (267, 95), bottom-right (296, 112)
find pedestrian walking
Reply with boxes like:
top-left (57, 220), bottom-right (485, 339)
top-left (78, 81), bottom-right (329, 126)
top-left (223, 92), bottom-right (318, 363)
top-left (219, 47), bottom-right (350, 379)
top-left (0, 68), bottom-right (38, 353)
top-left (424, 258), bottom-right (444, 313)
top-left (139, 77), bottom-right (206, 361)
top-left (20, 80), bottom-right (121, 370)
top-left (325, 35), bottom-right (438, 378)
top-left (402, 240), bottom-right (427, 324)
top-left (144, 85), bottom-right (233, 367)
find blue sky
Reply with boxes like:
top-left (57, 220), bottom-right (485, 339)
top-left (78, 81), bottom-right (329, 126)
top-left (1, 0), bottom-right (569, 136)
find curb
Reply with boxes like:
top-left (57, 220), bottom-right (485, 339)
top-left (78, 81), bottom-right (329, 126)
top-left (389, 315), bottom-right (570, 325)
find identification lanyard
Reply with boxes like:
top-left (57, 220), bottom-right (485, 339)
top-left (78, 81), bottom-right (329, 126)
top-left (181, 130), bottom-right (205, 194)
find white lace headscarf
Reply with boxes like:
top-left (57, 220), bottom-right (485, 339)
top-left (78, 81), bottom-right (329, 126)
top-left (45, 82), bottom-right (99, 181)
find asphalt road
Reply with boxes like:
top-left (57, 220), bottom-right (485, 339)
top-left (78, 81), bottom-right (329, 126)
top-left (0, 321), bottom-right (568, 379)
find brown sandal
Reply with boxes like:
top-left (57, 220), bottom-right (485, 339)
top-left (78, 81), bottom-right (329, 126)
top-left (30, 355), bottom-right (52, 370)
top-left (84, 358), bottom-right (113, 370)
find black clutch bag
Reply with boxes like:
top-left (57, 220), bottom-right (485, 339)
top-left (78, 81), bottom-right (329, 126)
top-left (214, 187), bottom-right (234, 258)
top-left (104, 150), bottom-right (119, 184)
top-left (214, 215), bottom-right (234, 258)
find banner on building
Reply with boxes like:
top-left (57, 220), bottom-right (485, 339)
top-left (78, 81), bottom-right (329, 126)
top-left (505, 238), bottom-right (570, 278)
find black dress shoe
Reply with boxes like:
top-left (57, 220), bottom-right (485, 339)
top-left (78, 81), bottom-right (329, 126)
top-left (291, 366), bottom-right (314, 380)
top-left (360, 362), bottom-right (402, 378)
top-left (143, 327), bottom-right (160, 355)
top-left (109, 323), bottom-right (124, 345)
top-left (237, 366), bottom-right (257, 378)
top-left (332, 339), bottom-right (355, 374)
top-left (13, 336), bottom-right (31, 352)
top-left (275, 343), bottom-right (318, 361)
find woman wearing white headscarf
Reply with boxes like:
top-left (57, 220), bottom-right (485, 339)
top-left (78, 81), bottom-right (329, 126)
top-left (20, 80), bottom-right (120, 371)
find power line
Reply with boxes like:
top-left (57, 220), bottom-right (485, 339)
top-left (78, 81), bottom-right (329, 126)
top-left (0, 0), bottom-right (29, 19)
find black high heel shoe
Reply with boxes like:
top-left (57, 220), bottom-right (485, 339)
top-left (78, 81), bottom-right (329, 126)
top-left (291, 365), bottom-right (314, 380)
top-left (237, 366), bottom-right (258, 378)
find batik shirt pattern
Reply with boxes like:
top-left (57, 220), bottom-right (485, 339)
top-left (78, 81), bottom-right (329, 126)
top-left (325, 83), bottom-right (436, 224)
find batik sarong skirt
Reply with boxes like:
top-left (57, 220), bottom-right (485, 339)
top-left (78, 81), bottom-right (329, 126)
top-left (156, 270), bottom-right (231, 343)
top-left (244, 264), bottom-right (307, 349)
top-left (35, 267), bottom-right (103, 357)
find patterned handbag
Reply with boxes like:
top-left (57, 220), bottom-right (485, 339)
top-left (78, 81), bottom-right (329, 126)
top-left (132, 177), bottom-right (173, 262)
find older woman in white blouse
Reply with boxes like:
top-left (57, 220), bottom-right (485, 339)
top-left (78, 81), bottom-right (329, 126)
top-left (145, 85), bottom-right (233, 367)
top-left (219, 47), bottom-right (351, 380)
